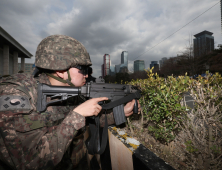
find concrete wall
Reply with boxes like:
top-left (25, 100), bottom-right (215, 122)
top-left (3, 45), bottom-right (9, 75)
top-left (0, 47), bottom-right (20, 76)
top-left (9, 52), bottom-right (13, 75)
top-left (0, 48), bottom-right (3, 75)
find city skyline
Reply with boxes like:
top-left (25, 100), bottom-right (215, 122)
top-left (101, 51), bottom-right (149, 77)
top-left (0, 0), bottom-right (220, 78)
top-left (101, 51), bottom-right (129, 77)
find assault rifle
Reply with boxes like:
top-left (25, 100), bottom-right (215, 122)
top-left (37, 82), bottom-right (141, 155)
top-left (37, 82), bottom-right (141, 125)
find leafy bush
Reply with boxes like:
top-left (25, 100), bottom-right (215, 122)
top-left (127, 70), bottom-right (222, 169)
top-left (129, 68), bottom-right (191, 143)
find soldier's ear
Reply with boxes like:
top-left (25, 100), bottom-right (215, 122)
top-left (55, 70), bottom-right (66, 79)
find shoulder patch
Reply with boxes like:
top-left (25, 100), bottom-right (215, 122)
top-left (0, 95), bottom-right (32, 112)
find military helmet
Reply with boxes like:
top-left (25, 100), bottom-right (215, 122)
top-left (35, 35), bottom-right (92, 70)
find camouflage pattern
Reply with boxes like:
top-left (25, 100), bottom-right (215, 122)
top-left (35, 35), bottom-right (92, 71)
top-left (70, 133), bottom-right (86, 167)
top-left (0, 73), bottom-right (115, 170)
top-left (100, 110), bottom-right (115, 127)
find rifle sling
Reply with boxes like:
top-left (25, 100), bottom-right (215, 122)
top-left (86, 91), bottom-right (141, 155)
top-left (86, 110), bottom-right (108, 156)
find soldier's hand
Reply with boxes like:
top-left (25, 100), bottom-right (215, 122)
top-left (124, 100), bottom-right (141, 117)
top-left (73, 97), bottom-right (108, 117)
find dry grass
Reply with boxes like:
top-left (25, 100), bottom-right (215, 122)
top-left (122, 81), bottom-right (222, 170)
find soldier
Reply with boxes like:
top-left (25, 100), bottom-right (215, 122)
top-left (0, 35), bottom-right (141, 170)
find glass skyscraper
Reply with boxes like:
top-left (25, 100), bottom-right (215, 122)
top-left (120, 51), bottom-right (128, 72)
top-left (134, 60), bottom-right (145, 72)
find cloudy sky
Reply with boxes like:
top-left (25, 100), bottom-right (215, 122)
top-left (0, 0), bottom-right (221, 77)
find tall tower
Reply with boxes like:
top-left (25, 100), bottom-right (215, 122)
top-left (150, 61), bottom-right (159, 71)
top-left (103, 54), bottom-right (110, 77)
top-left (159, 57), bottom-right (167, 69)
top-left (120, 51), bottom-right (128, 73)
top-left (121, 51), bottom-right (128, 66)
top-left (193, 30), bottom-right (214, 57)
top-left (109, 61), bottom-right (115, 76)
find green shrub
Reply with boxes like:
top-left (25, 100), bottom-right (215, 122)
top-left (129, 68), bottom-right (191, 143)
top-left (126, 70), bottom-right (222, 169)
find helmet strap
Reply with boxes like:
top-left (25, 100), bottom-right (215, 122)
top-left (46, 71), bottom-right (75, 87)
top-left (66, 70), bottom-right (76, 87)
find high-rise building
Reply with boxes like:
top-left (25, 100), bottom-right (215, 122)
top-left (134, 60), bottom-right (145, 72)
top-left (101, 64), bottom-right (104, 78)
top-left (115, 64), bottom-right (121, 73)
top-left (159, 57), bottom-right (167, 69)
top-left (150, 61), bottom-right (159, 71)
top-left (119, 51), bottom-right (128, 73)
top-left (110, 65), bottom-right (115, 76)
top-left (193, 30), bottom-right (214, 57)
top-left (102, 54), bottom-right (110, 77)
top-left (109, 60), bottom-right (115, 76)
top-left (150, 61), bottom-right (158, 69)
top-left (121, 51), bottom-right (128, 67)
top-left (119, 66), bottom-right (128, 73)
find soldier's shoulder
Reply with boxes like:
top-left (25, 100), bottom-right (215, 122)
top-left (0, 73), bottom-right (37, 94)
top-left (0, 73), bottom-right (38, 112)
top-left (0, 73), bottom-right (37, 85)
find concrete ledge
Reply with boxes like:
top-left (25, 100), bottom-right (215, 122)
top-left (108, 126), bottom-right (176, 170)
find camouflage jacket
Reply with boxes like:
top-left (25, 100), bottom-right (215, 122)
top-left (0, 73), bottom-right (115, 170)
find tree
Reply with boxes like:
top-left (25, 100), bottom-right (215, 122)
top-left (162, 35), bottom-right (214, 77)
top-left (160, 57), bottom-right (181, 77)
top-left (115, 72), bottom-right (130, 84)
top-left (129, 71), bottom-right (148, 80)
top-left (104, 75), bottom-right (116, 83)
top-left (207, 45), bottom-right (222, 74)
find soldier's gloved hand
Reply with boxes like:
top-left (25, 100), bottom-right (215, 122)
top-left (73, 97), bottom-right (108, 117)
top-left (124, 100), bottom-right (141, 117)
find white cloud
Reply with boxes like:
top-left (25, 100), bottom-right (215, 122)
top-left (0, 0), bottom-right (220, 77)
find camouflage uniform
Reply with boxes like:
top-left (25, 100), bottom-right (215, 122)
top-left (0, 35), bottom-right (115, 170)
